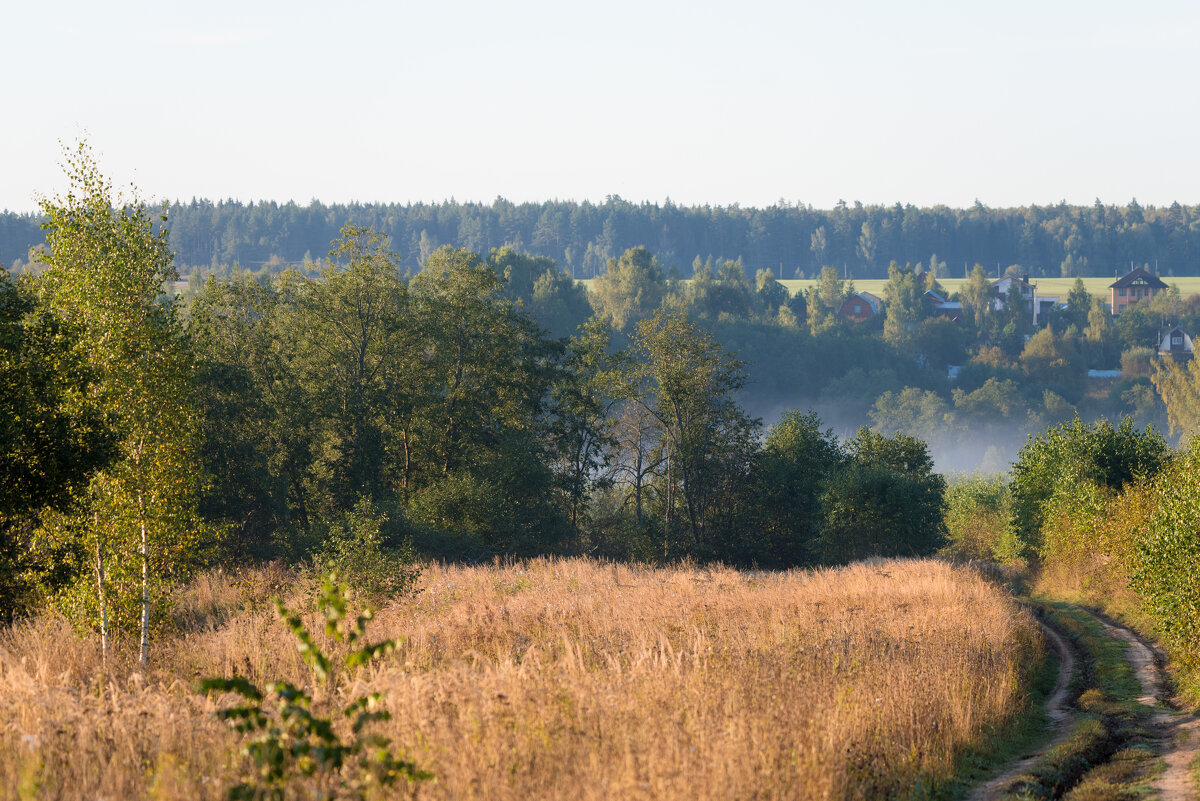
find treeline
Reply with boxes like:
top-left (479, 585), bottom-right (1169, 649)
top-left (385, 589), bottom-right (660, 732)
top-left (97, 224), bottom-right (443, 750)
top-left (4, 195), bottom-right (1200, 280)
top-left (0, 150), bottom-right (947, 642)
top-left (944, 417), bottom-right (1200, 700)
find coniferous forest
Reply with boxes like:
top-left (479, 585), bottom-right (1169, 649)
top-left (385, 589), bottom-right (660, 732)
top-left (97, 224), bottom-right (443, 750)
top-left (3, 195), bottom-right (1200, 280)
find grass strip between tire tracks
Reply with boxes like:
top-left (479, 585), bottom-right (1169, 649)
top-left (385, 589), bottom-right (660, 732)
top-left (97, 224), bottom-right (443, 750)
top-left (995, 603), bottom-right (1160, 801)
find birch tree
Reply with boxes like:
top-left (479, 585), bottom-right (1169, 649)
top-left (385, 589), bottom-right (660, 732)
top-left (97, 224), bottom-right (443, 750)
top-left (37, 142), bottom-right (202, 668)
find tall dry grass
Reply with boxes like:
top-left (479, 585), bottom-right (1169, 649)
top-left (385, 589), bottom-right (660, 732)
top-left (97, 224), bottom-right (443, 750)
top-left (0, 558), bottom-right (1040, 800)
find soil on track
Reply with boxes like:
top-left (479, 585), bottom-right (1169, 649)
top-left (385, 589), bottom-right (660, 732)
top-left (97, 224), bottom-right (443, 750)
top-left (969, 619), bottom-right (1077, 801)
top-left (1080, 609), bottom-right (1200, 801)
top-left (971, 605), bottom-right (1200, 801)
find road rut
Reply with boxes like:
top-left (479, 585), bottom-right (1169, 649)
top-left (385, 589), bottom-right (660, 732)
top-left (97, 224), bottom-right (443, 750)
top-left (972, 605), bottom-right (1200, 800)
top-left (969, 618), bottom-right (1076, 801)
top-left (1078, 609), bottom-right (1200, 801)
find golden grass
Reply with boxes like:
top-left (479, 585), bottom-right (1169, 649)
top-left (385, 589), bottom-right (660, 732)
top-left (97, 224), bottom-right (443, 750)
top-left (0, 558), bottom-right (1040, 800)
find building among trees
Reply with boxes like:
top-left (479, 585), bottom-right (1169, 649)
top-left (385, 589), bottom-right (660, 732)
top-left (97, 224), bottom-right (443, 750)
top-left (1158, 327), bottom-right (1194, 362)
top-left (838, 291), bottom-right (881, 323)
top-left (1110, 267), bottom-right (1168, 315)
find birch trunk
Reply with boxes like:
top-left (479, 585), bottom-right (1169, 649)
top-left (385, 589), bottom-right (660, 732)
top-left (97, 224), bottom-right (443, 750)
top-left (93, 513), bottom-right (109, 672)
top-left (138, 490), bottom-right (149, 669)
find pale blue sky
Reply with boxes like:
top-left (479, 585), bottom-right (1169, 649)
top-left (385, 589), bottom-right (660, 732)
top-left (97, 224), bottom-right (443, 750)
top-left (3, 0), bottom-right (1197, 211)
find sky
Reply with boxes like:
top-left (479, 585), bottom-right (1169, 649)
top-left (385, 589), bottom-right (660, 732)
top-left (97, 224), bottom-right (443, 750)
top-left (2, 0), bottom-right (1198, 212)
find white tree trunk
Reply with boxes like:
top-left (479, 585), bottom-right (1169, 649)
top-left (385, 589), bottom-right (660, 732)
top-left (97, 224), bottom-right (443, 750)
top-left (93, 513), bottom-right (109, 672)
top-left (139, 491), bottom-right (149, 669)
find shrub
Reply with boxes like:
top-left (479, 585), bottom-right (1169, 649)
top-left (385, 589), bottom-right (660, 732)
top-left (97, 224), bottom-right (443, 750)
top-left (1131, 440), bottom-right (1200, 668)
top-left (1009, 416), bottom-right (1168, 554)
top-left (813, 428), bottom-right (945, 563)
top-left (941, 475), bottom-right (1024, 563)
top-left (196, 574), bottom-right (431, 800)
top-left (311, 498), bottom-right (420, 603)
top-left (749, 410), bottom-right (843, 567)
top-left (1120, 346), bottom-right (1155, 378)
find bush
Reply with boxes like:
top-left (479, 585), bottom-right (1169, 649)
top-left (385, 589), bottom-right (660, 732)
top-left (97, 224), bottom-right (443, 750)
top-left (311, 498), bottom-right (420, 603)
top-left (1131, 439), bottom-right (1200, 668)
top-left (1120, 346), bottom-right (1155, 378)
top-left (813, 428), bottom-right (945, 563)
top-left (748, 410), bottom-right (843, 567)
top-left (1009, 416), bottom-right (1168, 554)
top-left (941, 475), bottom-right (1024, 563)
top-left (196, 575), bottom-right (431, 799)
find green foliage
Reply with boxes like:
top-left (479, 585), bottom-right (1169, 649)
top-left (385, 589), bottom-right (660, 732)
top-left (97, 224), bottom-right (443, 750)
top-left (750, 411), bottom-right (844, 566)
top-left (589, 246), bottom-right (665, 331)
top-left (34, 142), bottom-right (206, 660)
top-left (914, 316), bottom-right (969, 370)
top-left (941, 475), bottom-right (1023, 563)
top-left (488, 246), bottom-right (590, 338)
top-left (1020, 327), bottom-right (1085, 402)
top-left (310, 498), bottom-right (420, 604)
top-left (629, 309), bottom-right (760, 555)
top-left (815, 265), bottom-right (849, 311)
top-left (551, 317), bottom-right (624, 540)
top-left (754, 268), bottom-right (789, 313)
top-left (0, 268), bottom-right (113, 620)
top-left (882, 262), bottom-right (926, 352)
top-left (686, 260), bottom-right (758, 321)
top-left (1065, 278), bottom-right (1093, 329)
top-left (1009, 416), bottom-right (1168, 553)
top-left (12, 197), bottom-right (1200, 285)
top-left (1118, 346), bottom-right (1154, 379)
top-left (1150, 356), bottom-right (1200, 441)
top-left (870, 387), bottom-right (952, 446)
top-left (812, 428), bottom-right (946, 563)
top-left (188, 274), bottom-right (296, 554)
top-left (958, 264), bottom-right (995, 334)
top-left (1130, 439), bottom-right (1200, 667)
top-left (196, 575), bottom-right (431, 800)
top-left (192, 234), bottom-right (566, 559)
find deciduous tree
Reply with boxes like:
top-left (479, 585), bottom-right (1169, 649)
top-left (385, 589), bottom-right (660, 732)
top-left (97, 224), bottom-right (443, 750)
top-left (37, 142), bottom-right (203, 666)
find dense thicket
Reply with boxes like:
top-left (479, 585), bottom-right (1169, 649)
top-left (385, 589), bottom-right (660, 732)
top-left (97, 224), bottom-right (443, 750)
top-left (4, 196), bottom-right (1200, 279)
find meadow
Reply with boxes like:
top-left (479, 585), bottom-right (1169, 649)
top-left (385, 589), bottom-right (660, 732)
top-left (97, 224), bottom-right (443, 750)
top-left (778, 275), bottom-right (1200, 302)
top-left (0, 558), bottom-right (1042, 801)
top-left (578, 275), bottom-right (1200, 302)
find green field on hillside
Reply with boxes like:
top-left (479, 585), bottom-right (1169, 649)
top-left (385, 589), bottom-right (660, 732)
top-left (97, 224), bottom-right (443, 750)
top-left (579, 275), bottom-right (1200, 301)
top-left (779, 275), bottom-right (1200, 301)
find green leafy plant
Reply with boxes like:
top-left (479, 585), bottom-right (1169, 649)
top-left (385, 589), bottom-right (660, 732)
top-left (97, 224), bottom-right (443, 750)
top-left (196, 574), bottom-right (431, 800)
top-left (310, 498), bottom-right (420, 603)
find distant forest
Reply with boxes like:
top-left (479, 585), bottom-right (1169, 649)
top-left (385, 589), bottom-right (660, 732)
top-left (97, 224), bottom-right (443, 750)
top-left (2, 197), bottom-right (1198, 279)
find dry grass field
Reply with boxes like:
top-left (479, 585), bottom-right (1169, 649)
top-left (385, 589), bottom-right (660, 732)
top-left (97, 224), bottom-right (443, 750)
top-left (0, 558), bottom-right (1041, 801)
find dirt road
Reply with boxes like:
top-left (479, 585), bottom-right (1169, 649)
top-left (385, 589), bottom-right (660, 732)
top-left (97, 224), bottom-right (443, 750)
top-left (971, 605), bottom-right (1200, 801)
top-left (1079, 609), bottom-right (1200, 801)
top-left (969, 619), bottom-right (1076, 801)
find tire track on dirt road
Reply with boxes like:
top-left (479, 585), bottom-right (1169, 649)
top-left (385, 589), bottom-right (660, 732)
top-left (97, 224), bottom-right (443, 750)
top-left (1077, 609), bottom-right (1200, 801)
top-left (969, 618), bottom-right (1077, 801)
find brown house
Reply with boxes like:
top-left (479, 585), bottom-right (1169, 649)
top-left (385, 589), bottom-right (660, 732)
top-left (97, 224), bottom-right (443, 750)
top-left (1109, 267), bottom-right (1167, 315)
top-left (839, 292), bottom-right (881, 323)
